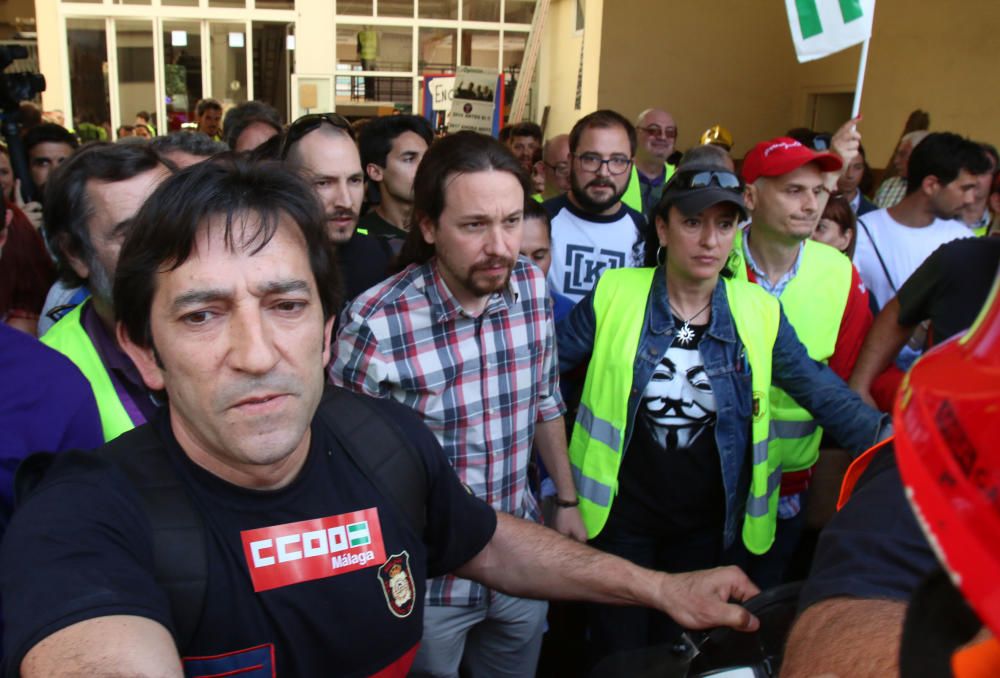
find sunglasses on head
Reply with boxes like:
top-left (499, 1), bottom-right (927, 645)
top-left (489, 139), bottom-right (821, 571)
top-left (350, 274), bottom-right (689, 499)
top-left (670, 169), bottom-right (743, 192)
top-left (280, 113), bottom-right (354, 159)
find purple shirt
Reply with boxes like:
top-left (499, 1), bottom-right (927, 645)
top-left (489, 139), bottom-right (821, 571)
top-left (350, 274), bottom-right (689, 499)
top-left (79, 301), bottom-right (160, 426)
top-left (0, 323), bottom-right (103, 515)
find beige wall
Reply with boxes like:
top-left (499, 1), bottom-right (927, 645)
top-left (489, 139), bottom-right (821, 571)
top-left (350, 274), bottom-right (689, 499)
top-left (537, 0), bottom-right (603, 137)
top-left (595, 0), bottom-right (999, 163)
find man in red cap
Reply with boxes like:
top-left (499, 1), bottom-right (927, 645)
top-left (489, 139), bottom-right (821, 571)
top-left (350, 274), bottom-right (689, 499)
top-left (726, 120), bottom-right (874, 587)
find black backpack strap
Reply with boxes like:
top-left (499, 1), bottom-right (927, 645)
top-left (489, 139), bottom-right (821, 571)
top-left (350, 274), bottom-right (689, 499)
top-left (857, 217), bottom-right (899, 297)
top-left (92, 427), bottom-right (207, 652)
top-left (96, 428), bottom-right (207, 652)
top-left (315, 386), bottom-right (428, 537)
top-left (13, 427), bottom-right (207, 651)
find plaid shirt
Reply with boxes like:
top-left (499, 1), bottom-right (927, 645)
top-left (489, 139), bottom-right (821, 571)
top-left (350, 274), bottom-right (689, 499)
top-left (330, 257), bottom-right (565, 607)
top-left (874, 175), bottom-right (907, 209)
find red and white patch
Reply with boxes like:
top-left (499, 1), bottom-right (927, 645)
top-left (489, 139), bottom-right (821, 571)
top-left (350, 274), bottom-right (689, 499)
top-left (241, 508), bottom-right (386, 592)
top-left (377, 551), bottom-right (416, 618)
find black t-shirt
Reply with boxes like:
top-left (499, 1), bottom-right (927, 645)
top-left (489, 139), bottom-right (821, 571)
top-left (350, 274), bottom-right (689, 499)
top-left (338, 230), bottom-right (394, 304)
top-left (606, 317), bottom-right (725, 537)
top-left (897, 237), bottom-right (1000, 344)
top-left (797, 442), bottom-right (937, 613)
top-left (1, 399), bottom-right (497, 677)
top-left (358, 210), bottom-right (407, 241)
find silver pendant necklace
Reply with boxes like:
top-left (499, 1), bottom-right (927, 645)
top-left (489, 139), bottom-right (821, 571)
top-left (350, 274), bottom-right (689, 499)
top-left (668, 300), bottom-right (712, 346)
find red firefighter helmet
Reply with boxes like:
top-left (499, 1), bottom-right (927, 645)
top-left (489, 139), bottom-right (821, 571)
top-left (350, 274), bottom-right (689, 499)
top-left (895, 271), bottom-right (1000, 637)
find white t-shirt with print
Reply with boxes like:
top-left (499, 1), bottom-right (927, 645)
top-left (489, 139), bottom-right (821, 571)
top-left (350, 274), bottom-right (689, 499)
top-left (543, 195), bottom-right (646, 304)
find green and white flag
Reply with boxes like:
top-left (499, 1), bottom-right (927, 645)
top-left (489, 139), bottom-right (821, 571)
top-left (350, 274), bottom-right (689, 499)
top-left (785, 0), bottom-right (875, 62)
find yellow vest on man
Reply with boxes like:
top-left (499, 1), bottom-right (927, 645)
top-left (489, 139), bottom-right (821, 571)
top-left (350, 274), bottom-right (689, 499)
top-left (729, 230), bottom-right (851, 473)
top-left (42, 301), bottom-right (134, 442)
top-left (568, 267), bottom-right (783, 555)
top-left (622, 162), bottom-right (676, 215)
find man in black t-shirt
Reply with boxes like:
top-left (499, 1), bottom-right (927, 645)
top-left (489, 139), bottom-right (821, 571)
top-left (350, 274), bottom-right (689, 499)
top-left (357, 115), bottom-right (433, 248)
top-left (2, 158), bottom-right (761, 677)
top-left (850, 236), bottom-right (1000, 408)
top-left (281, 114), bottom-right (392, 303)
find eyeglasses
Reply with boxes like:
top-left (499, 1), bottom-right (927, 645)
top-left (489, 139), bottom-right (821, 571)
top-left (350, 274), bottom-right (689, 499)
top-left (637, 125), bottom-right (678, 140)
top-left (573, 153), bottom-right (632, 175)
top-left (545, 161), bottom-right (570, 177)
top-left (669, 169), bottom-right (743, 191)
top-left (280, 113), bottom-right (355, 159)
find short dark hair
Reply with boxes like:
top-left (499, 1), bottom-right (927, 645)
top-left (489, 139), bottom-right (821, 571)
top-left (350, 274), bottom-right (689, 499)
top-left (358, 114), bottom-right (433, 173)
top-left (504, 121), bottom-right (542, 145)
top-left (195, 98), bottom-right (223, 117)
top-left (135, 110), bottom-right (151, 123)
top-left (115, 157), bottom-right (340, 349)
top-left (906, 132), bottom-right (992, 194)
top-left (396, 131), bottom-right (529, 268)
top-left (222, 100), bottom-right (283, 150)
top-left (24, 123), bottom-right (79, 155)
top-left (44, 142), bottom-right (166, 287)
top-left (150, 131), bottom-right (228, 161)
top-left (979, 142), bottom-right (999, 174)
top-left (569, 109), bottom-right (636, 157)
top-left (522, 199), bottom-right (551, 239)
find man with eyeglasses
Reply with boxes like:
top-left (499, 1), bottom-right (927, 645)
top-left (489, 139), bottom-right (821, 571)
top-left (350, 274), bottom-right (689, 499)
top-left (622, 108), bottom-right (679, 219)
top-left (543, 109), bottom-right (646, 306)
top-left (726, 122), bottom-right (875, 588)
top-left (541, 133), bottom-right (571, 200)
top-left (281, 113), bottom-right (393, 303)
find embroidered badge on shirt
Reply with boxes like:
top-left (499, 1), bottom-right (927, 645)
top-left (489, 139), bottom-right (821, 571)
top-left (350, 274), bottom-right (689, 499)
top-left (241, 508), bottom-right (386, 592)
top-left (378, 551), bottom-right (416, 618)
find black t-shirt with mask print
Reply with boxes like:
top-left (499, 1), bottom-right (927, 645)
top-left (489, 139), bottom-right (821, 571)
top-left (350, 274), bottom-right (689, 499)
top-left (606, 317), bottom-right (725, 537)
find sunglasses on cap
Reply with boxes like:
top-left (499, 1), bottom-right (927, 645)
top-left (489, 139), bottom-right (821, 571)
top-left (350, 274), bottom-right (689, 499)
top-left (280, 113), bottom-right (354, 159)
top-left (811, 133), bottom-right (833, 151)
top-left (669, 169), bottom-right (743, 191)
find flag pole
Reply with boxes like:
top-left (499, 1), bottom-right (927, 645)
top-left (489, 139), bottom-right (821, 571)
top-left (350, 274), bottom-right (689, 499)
top-left (851, 37), bottom-right (871, 118)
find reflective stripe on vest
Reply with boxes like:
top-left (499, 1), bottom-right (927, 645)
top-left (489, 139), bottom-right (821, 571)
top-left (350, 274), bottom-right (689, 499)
top-left (730, 231), bottom-right (851, 473)
top-left (622, 162), bottom-right (676, 214)
top-left (41, 301), bottom-right (134, 442)
top-left (568, 267), bottom-right (782, 554)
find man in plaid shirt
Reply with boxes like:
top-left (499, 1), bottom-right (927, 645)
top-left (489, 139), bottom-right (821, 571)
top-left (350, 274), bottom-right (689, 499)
top-left (330, 131), bottom-right (586, 677)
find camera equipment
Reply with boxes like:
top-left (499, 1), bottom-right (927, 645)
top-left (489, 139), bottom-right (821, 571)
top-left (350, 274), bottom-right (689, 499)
top-left (0, 45), bottom-right (46, 204)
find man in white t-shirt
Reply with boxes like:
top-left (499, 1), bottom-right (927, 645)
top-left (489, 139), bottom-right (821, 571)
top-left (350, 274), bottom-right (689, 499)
top-left (854, 132), bottom-right (991, 310)
top-left (543, 110), bottom-right (646, 305)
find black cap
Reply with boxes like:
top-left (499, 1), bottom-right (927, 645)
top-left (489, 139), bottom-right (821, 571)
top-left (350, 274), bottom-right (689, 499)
top-left (658, 163), bottom-right (748, 221)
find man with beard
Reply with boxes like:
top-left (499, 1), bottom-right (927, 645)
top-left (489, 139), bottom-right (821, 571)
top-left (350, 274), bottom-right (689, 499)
top-left (281, 113), bottom-right (392, 302)
top-left (330, 131), bottom-right (589, 677)
top-left (39, 143), bottom-right (171, 441)
top-left (357, 114), bottom-right (434, 246)
top-left (543, 109), bottom-right (645, 305)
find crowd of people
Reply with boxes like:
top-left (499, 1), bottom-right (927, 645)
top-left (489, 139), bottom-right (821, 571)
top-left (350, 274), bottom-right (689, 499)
top-left (0, 93), bottom-right (998, 677)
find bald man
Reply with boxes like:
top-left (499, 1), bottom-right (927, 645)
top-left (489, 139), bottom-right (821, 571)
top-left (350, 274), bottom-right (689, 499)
top-left (541, 134), bottom-right (571, 200)
top-left (622, 108), bottom-right (678, 218)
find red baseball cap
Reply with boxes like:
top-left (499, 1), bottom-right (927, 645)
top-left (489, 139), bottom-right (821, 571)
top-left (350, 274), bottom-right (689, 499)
top-left (741, 137), bottom-right (843, 184)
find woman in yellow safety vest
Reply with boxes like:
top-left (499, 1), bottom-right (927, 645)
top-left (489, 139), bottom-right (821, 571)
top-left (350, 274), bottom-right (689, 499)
top-left (556, 161), bottom-right (889, 662)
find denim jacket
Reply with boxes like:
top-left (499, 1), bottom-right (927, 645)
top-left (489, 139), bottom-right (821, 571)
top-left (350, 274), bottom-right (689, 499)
top-left (557, 266), bottom-right (890, 549)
